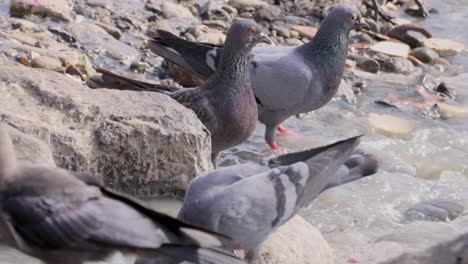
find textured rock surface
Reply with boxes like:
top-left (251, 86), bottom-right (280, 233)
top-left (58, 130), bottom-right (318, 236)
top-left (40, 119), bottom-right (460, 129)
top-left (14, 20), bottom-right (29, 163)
top-left (10, 0), bottom-right (72, 22)
top-left (256, 216), bottom-right (334, 264)
top-left (0, 59), bottom-right (212, 197)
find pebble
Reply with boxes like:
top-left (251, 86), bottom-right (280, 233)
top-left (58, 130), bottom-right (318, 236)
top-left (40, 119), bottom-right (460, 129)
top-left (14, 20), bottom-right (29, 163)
top-left (228, 0), bottom-right (268, 9)
top-left (93, 21), bottom-right (122, 39)
top-left (256, 5), bottom-right (281, 21)
top-left (130, 61), bottom-right (147, 74)
top-left (10, 0), bottom-right (72, 22)
top-left (437, 103), bottom-right (468, 119)
top-left (276, 27), bottom-right (290, 38)
top-left (292, 25), bottom-right (317, 40)
top-left (286, 38), bottom-right (303, 46)
top-left (357, 57), bottom-right (380, 73)
top-left (404, 200), bottom-right (465, 222)
top-left (162, 1), bottom-right (194, 19)
top-left (387, 24), bottom-right (432, 48)
top-left (423, 38), bottom-right (465, 57)
top-left (410, 47), bottom-right (439, 63)
top-left (290, 30), bottom-right (300, 39)
top-left (382, 57), bottom-right (416, 74)
top-left (370, 41), bottom-right (411, 58)
top-left (86, 0), bottom-right (112, 9)
top-left (31, 56), bottom-right (63, 71)
top-left (203, 31), bottom-right (226, 44)
top-left (3, 48), bottom-right (18, 57)
top-left (368, 113), bottom-right (414, 138)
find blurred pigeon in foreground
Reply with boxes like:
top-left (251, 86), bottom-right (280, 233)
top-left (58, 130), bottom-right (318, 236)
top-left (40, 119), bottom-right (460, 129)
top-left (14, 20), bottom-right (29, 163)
top-left (137, 135), bottom-right (378, 264)
top-left (148, 5), bottom-right (369, 152)
top-left (0, 123), bottom-right (245, 264)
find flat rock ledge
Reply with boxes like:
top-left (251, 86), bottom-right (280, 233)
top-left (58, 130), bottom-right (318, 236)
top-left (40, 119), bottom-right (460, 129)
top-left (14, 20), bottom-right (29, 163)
top-left (0, 59), bottom-right (212, 197)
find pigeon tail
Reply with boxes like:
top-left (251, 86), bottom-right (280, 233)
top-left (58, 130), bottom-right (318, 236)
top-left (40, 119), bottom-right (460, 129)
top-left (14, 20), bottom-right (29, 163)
top-left (0, 124), bottom-right (17, 180)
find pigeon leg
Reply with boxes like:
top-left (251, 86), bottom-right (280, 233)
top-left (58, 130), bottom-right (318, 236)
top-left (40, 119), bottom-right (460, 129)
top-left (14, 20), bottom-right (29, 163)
top-left (268, 142), bottom-right (284, 154)
top-left (276, 125), bottom-right (298, 137)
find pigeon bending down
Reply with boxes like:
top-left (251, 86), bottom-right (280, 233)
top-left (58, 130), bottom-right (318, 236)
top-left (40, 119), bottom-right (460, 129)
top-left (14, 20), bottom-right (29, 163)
top-left (0, 124), bottom-right (245, 264)
top-left (148, 5), bottom-right (369, 152)
top-left (136, 135), bottom-right (378, 264)
top-left (97, 19), bottom-right (271, 162)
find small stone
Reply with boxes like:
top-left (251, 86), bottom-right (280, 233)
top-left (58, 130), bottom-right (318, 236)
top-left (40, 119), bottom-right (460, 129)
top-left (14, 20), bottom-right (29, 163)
top-left (10, 0), bottom-right (72, 22)
top-left (434, 82), bottom-right (456, 99)
top-left (162, 2), bottom-right (194, 19)
top-left (357, 57), bottom-right (380, 73)
top-left (369, 113), bottom-right (414, 138)
top-left (130, 61), bottom-right (147, 74)
top-left (203, 31), bottom-right (226, 44)
top-left (404, 200), bottom-right (464, 222)
top-left (256, 5), bottom-right (281, 21)
top-left (370, 41), bottom-right (411, 58)
top-left (388, 24), bottom-right (431, 48)
top-left (286, 38), bottom-right (303, 46)
top-left (437, 103), bottom-right (468, 119)
top-left (93, 21), bottom-right (122, 39)
top-left (345, 59), bottom-right (357, 69)
top-left (31, 56), bottom-right (62, 71)
top-left (3, 48), bottom-right (18, 57)
top-left (290, 30), bottom-right (300, 39)
top-left (203, 20), bottom-right (228, 29)
top-left (291, 25), bottom-right (317, 40)
top-left (430, 57), bottom-right (450, 66)
top-left (351, 33), bottom-right (374, 44)
top-left (411, 47), bottom-right (439, 63)
top-left (17, 56), bottom-right (31, 67)
top-left (186, 26), bottom-right (204, 39)
top-left (86, 0), bottom-right (112, 9)
top-left (184, 32), bottom-right (196, 42)
top-left (366, 19), bottom-right (381, 33)
top-left (228, 0), bottom-right (268, 9)
top-left (276, 27), bottom-right (290, 38)
top-left (382, 57), bottom-right (415, 74)
top-left (423, 38), bottom-right (465, 57)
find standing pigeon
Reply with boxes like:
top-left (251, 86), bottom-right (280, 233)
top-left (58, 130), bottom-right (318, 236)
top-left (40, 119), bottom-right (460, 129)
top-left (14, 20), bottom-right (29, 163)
top-left (0, 124), bottom-right (245, 264)
top-left (98, 19), bottom-right (270, 162)
top-left (136, 135), bottom-right (378, 264)
top-left (148, 5), bottom-right (369, 152)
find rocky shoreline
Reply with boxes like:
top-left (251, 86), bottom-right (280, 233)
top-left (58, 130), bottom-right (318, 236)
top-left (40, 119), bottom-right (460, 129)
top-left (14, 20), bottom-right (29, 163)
top-left (0, 0), bottom-right (467, 263)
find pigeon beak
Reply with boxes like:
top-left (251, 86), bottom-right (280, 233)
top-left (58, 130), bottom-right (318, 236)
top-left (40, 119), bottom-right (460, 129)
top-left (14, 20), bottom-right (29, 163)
top-left (256, 32), bottom-right (272, 45)
top-left (356, 18), bottom-right (370, 31)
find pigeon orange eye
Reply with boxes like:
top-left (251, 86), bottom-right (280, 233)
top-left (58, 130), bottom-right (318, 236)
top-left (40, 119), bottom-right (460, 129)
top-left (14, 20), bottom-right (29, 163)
top-left (248, 28), bottom-right (256, 35)
top-left (348, 15), bottom-right (356, 21)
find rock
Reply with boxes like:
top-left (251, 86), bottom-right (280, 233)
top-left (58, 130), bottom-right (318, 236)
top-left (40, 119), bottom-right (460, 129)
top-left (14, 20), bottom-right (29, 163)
top-left (275, 27), bottom-right (290, 38)
top-left (433, 82), bottom-right (456, 99)
top-left (387, 24), bottom-right (432, 48)
top-left (0, 60), bottom-right (212, 197)
top-left (292, 25), bottom-right (317, 40)
top-left (92, 21), bottom-right (122, 39)
top-left (423, 38), bottom-right (465, 57)
top-left (410, 47), bottom-right (439, 63)
top-left (437, 103), bottom-right (468, 119)
top-left (404, 200), bottom-right (465, 222)
top-left (86, 0), bottom-right (112, 9)
top-left (161, 1), bottom-right (194, 18)
top-left (382, 57), bottom-right (415, 74)
top-left (368, 113), bottom-right (414, 138)
top-left (370, 41), bottom-right (411, 58)
top-left (69, 23), bottom-right (138, 62)
top-left (7, 124), bottom-right (55, 166)
top-left (203, 31), bottom-right (226, 44)
top-left (31, 56), bottom-right (62, 71)
top-left (3, 48), bottom-right (18, 57)
top-left (430, 58), bottom-right (450, 66)
top-left (256, 5), bottom-right (281, 21)
top-left (129, 61), bottom-right (147, 74)
top-left (357, 57), bottom-right (380, 73)
top-left (255, 216), bottom-right (333, 264)
top-left (286, 38), bottom-right (303, 46)
top-left (227, 0), bottom-right (268, 9)
top-left (10, 0), bottom-right (72, 22)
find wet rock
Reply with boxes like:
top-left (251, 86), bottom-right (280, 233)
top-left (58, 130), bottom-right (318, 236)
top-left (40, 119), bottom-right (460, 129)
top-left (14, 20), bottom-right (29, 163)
top-left (86, 0), bottom-right (112, 10)
top-left (292, 25), bottom-right (317, 40)
top-left (275, 26), bottom-right (290, 38)
top-left (433, 82), bottom-right (456, 99)
top-left (286, 38), bottom-right (303, 46)
top-left (92, 21), bottom-right (122, 40)
top-left (423, 38), bottom-right (465, 57)
top-left (357, 57), bottom-right (380, 73)
top-left (351, 33), bottom-right (375, 44)
top-left (404, 200), bottom-right (465, 222)
top-left (368, 113), bottom-right (414, 138)
top-left (48, 26), bottom-right (77, 43)
top-left (410, 47), bottom-right (439, 63)
top-left (370, 41), bottom-right (411, 58)
top-left (162, 1), bottom-right (194, 18)
top-left (382, 57), bottom-right (415, 74)
top-left (10, 0), bottom-right (72, 22)
top-left (387, 24), bottom-right (432, 48)
top-left (228, 0), bottom-right (268, 9)
top-left (0, 60), bottom-right (212, 197)
top-left (31, 56), bottom-right (62, 71)
top-left (255, 216), bottom-right (333, 264)
top-left (129, 61), bottom-right (147, 74)
top-left (69, 23), bottom-right (138, 62)
top-left (430, 57), bottom-right (450, 66)
top-left (437, 103), bottom-right (468, 119)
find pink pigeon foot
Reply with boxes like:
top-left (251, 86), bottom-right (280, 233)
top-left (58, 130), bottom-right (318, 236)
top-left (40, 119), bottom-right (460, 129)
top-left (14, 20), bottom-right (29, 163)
top-left (268, 142), bottom-right (284, 154)
top-left (276, 125), bottom-right (298, 137)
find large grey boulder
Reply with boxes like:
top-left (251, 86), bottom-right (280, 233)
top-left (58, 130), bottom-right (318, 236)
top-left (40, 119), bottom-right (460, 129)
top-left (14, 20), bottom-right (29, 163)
top-left (0, 59), bottom-right (212, 197)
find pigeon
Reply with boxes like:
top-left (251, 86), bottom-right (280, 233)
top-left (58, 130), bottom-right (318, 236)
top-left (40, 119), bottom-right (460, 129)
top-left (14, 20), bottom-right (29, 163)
top-left (148, 5), bottom-right (370, 152)
top-left (172, 135), bottom-right (375, 263)
top-left (97, 19), bottom-right (271, 162)
top-left (0, 123), bottom-right (245, 264)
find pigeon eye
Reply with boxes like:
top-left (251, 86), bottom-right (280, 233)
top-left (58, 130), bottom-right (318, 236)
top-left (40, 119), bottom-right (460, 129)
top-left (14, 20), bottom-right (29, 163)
top-left (248, 28), bottom-right (256, 35)
top-left (348, 15), bottom-right (356, 21)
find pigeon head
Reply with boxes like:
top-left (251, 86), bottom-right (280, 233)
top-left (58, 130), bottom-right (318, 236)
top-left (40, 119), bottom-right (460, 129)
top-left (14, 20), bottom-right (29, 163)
top-left (226, 19), bottom-right (272, 49)
top-left (325, 5), bottom-right (369, 32)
